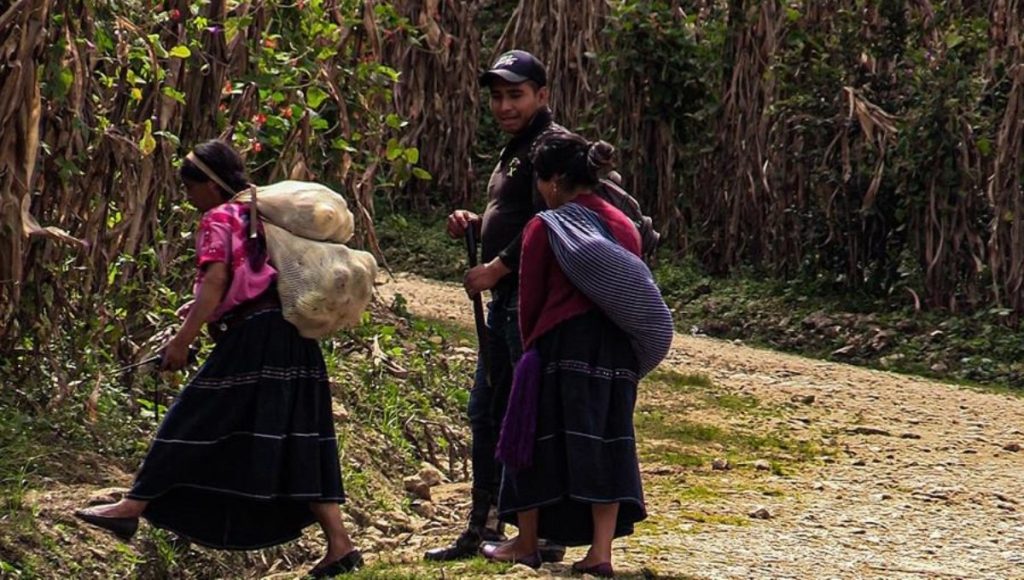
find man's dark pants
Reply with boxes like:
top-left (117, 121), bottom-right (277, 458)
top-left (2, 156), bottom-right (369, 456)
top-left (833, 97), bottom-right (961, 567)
top-left (425, 286), bottom-right (564, 562)
top-left (468, 288), bottom-right (521, 498)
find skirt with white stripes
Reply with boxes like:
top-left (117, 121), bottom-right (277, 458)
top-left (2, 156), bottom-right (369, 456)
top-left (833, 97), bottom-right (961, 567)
top-left (497, 309), bottom-right (646, 546)
top-left (127, 308), bottom-right (344, 550)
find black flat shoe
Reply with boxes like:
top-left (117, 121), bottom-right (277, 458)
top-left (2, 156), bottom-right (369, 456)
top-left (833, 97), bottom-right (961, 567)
top-left (308, 550), bottom-right (364, 578)
top-left (73, 509), bottom-right (139, 541)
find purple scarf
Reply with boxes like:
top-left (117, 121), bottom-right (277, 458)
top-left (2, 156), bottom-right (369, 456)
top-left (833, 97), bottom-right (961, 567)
top-left (495, 348), bottom-right (542, 471)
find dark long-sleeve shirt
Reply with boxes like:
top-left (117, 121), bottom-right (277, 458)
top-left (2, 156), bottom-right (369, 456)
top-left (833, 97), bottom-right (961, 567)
top-left (480, 107), bottom-right (563, 295)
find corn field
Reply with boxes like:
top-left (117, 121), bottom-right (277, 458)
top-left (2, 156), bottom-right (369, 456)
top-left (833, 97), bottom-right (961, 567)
top-left (5, 0), bottom-right (1024, 354)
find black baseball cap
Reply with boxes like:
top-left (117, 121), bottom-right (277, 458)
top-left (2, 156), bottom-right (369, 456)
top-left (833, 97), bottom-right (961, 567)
top-left (479, 50), bottom-right (547, 88)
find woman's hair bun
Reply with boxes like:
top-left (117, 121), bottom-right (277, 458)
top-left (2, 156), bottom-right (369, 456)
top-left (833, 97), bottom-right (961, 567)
top-left (586, 140), bottom-right (615, 174)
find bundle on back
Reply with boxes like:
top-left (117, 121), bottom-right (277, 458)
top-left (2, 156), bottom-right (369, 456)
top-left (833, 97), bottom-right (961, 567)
top-left (236, 181), bottom-right (377, 338)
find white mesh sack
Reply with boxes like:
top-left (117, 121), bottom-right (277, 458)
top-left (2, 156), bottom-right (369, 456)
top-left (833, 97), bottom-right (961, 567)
top-left (236, 181), bottom-right (354, 243)
top-left (263, 222), bottom-right (377, 339)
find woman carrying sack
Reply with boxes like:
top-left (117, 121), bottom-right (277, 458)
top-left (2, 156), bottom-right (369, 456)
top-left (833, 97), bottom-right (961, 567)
top-left (74, 140), bottom-right (363, 578)
top-left (483, 133), bottom-right (672, 577)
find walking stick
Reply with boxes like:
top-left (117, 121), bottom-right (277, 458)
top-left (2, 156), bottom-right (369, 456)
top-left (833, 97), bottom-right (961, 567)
top-left (113, 347), bottom-right (198, 424)
top-left (465, 226), bottom-right (489, 372)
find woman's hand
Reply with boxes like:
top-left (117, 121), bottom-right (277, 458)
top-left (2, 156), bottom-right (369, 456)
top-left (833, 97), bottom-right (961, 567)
top-left (160, 337), bottom-right (192, 371)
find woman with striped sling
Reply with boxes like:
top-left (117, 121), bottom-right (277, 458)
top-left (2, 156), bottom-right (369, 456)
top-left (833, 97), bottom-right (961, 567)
top-left (482, 133), bottom-right (673, 577)
top-left (74, 140), bottom-right (363, 578)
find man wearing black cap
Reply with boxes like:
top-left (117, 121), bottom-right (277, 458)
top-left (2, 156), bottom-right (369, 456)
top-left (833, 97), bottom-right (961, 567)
top-left (425, 49), bottom-right (565, 563)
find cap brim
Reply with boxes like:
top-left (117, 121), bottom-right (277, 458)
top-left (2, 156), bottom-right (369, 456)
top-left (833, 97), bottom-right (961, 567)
top-left (479, 69), bottom-right (530, 87)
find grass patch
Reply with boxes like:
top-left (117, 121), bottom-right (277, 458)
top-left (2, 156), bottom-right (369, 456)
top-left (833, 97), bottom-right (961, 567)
top-left (676, 485), bottom-right (722, 501)
top-left (645, 369), bottom-right (781, 419)
top-left (647, 369), bottom-right (714, 390)
top-left (351, 558), bottom-right (512, 579)
top-left (636, 410), bottom-right (819, 467)
top-left (637, 413), bottom-right (727, 445)
top-left (643, 444), bottom-right (707, 468)
top-left (705, 393), bottom-right (761, 413)
top-left (678, 511), bottom-right (750, 526)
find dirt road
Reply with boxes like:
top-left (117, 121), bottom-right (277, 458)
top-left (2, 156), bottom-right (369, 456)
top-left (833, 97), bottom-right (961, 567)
top-left (379, 273), bottom-right (1024, 579)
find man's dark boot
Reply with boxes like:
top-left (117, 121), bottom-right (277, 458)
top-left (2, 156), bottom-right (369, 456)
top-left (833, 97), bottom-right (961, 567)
top-left (537, 538), bottom-right (566, 563)
top-left (424, 489), bottom-right (501, 561)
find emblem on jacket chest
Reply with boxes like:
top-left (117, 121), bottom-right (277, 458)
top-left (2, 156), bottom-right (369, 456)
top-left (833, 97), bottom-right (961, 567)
top-left (506, 157), bottom-right (522, 177)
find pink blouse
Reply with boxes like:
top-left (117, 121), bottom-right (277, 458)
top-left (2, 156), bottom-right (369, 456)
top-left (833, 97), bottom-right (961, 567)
top-left (194, 202), bottom-right (277, 321)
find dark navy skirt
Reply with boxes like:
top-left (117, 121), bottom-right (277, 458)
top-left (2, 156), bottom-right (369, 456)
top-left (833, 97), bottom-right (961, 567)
top-left (127, 308), bottom-right (344, 550)
top-left (497, 310), bottom-right (646, 546)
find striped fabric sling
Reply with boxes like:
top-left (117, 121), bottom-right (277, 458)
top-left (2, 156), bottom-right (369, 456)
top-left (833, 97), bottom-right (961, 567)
top-left (538, 201), bottom-right (673, 377)
top-left (497, 201), bottom-right (673, 471)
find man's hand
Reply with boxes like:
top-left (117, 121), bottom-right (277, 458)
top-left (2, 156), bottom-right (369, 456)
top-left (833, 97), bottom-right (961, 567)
top-left (464, 258), bottom-right (511, 297)
top-left (159, 337), bottom-right (192, 371)
top-left (175, 299), bottom-right (195, 319)
top-left (447, 210), bottom-right (481, 239)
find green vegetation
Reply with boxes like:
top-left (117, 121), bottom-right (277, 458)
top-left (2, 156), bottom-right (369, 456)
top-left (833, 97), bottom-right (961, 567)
top-left (376, 214), bottom-right (468, 282)
top-left (654, 258), bottom-right (1024, 391)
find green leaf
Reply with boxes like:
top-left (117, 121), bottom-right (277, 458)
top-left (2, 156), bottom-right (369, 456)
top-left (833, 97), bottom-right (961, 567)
top-left (95, 28), bottom-right (115, 52)
top-left (306, 87), bottom-right (329, 109)
top-left (149, 34), bottom-right (169, 58)
top-left (332, 138), bottom-right (357, 153)
top-left (977, 137), bottom-right (992, 157)
top-left (154, 131), bottom-right (181, 147)
top-left (169, 45), bottom-right (192, 59)
top-left (403, 147), bottom-right (420, 164)
top-left (412, 167), bottom-right (432, 181)
top-left (376, 65), bottom-right (401, 82)
top-left (140, 120), bottom-right (156, 156)
top-left (386, 138), bottom-right (403, 161)
top-left (385, 113), bottom-right (403, 129)
top-left (162, 86), bottom-right (186, 104)
top-left (55, 68), bottom-right (74, 99)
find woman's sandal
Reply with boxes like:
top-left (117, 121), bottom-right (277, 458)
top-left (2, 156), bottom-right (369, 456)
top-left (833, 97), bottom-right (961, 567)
top-left (307, 550), bottom-right (364, 578)
top-left (480, 542), bottom-right (542, 569)
top-left (73, 508), bottom-right (139, 541)
top-left (572, 561), bottom-right (615, 578)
